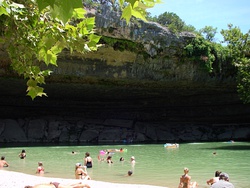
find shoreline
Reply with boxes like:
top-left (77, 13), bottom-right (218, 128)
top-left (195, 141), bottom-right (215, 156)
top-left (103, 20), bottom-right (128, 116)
top-left (0, 170), bottom-right (167, 188)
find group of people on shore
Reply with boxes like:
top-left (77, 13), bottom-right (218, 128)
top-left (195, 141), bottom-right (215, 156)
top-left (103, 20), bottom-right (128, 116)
top-left (178, 167), bottom-right (235, 188)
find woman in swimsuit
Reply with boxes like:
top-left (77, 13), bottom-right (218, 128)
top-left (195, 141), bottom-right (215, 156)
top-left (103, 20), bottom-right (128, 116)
top-left (178, 167), bottom-right (198, 188)
top-left (75, 163), bottom-right (91, 180)
top-left (84, 152), bottom-right (93, 168)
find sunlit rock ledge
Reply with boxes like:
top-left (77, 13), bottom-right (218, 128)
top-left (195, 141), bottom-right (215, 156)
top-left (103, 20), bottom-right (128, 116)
top-left (89, 5), bottom-right (196, 57)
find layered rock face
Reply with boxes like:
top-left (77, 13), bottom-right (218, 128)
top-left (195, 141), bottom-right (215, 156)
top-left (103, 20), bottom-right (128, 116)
top-left (0, 6), bottom-right (249, 143)
top-left (0, 78), bottom-right (249, 143)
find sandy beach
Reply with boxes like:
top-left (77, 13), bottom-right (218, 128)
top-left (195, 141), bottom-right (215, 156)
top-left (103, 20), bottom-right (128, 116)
top-left (0, 170), bottom-right (167, 188)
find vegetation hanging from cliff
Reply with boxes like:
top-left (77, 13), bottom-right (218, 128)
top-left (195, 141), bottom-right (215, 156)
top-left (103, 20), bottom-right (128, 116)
top-left (148, 11), bottom-right (250, 103)
top-left (99, 36), bottom-right (150, 59)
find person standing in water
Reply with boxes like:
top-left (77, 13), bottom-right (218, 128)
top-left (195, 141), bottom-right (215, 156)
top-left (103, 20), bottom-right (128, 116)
top-left (130, 156), bottom-right (136, 167)
top-left (19, 149), bottom-right (26, 159)
top-left (84, 152), bottom-right (93, 168)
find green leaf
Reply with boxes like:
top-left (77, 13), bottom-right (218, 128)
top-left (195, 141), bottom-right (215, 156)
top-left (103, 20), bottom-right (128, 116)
top-left (89, 34), bottom-right (101, 44)
top-left (38, 47), bottom-right (46, 61)
top-left (68, 0), bottom-right (83, 8)
top-left (31, 66), bottom-right (41, 75)
top-left (125, 0), bottom-right (137, 7)
top-left (87, 41), bottom-right (98, 51)
top-left (50, 2), bottom-right (73, 24)
top-left (119, 0), bottom-right (125, 7)
top-left (131, 9), bottom-right (146, 21)
top-left (26, 85), bottom-right (47, 100)
top-left (46, 0), bottom-right (56, 8)
top-left (36, 0), bottom-right (50, 12)
top-left (132, 0), bottom-right (139, 8)
top-left (36, 76), bottom-right (45, 84)
top-left (26, 86), bottom-right (37, 100)
top-left (27, 79), bottom-right (37, 87)
top-left (43, 35), bottom-right (56, 50)
top-left (49, 0), bottom-right (83, 23)
top-left (51, 43), bottom-right (63, 55)
top-left (0, 6), bottom-right (9, 16)
top-left (46, 50), bottom-right (57, 66)
top-left (137, 0), bottom-right (163, 9)
top-left (85, 17), bottom-right (95, 28)
top-left (121, 4), bottom-right (132, 24)
top-left (72, 8), bottom-right (86, 19)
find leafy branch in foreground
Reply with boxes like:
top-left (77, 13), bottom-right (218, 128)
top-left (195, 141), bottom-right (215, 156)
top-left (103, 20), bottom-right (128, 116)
top-left (1, 0), bottom-right (101, 99)
top-left (0, 0), bottom-right (160, 99)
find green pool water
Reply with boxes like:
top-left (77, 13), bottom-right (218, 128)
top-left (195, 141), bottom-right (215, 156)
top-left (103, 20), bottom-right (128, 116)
top-left (1, 142), bottom-right (249, 188)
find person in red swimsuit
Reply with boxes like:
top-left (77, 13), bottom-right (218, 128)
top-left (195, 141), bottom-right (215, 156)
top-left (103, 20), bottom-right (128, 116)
top-left (36, 162), bottom-right (44, 174)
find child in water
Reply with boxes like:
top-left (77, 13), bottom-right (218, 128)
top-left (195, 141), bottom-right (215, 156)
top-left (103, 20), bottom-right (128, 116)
top-left (36, 162), bottom-right (45, 174)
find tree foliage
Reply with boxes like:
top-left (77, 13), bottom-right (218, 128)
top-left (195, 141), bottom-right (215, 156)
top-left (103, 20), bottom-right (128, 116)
top-left (147, 11), bottom-right (196, 33)
top-left (221, 24), bottom-right (250, 103)
top-left (156, 12), bottom-right (184, 32)
top-left (184, 35), bottom-right (216, 72)
top-left (199, 26), bottom-right (217, 42)
top-left (0, 0), bottom-right (160, 99)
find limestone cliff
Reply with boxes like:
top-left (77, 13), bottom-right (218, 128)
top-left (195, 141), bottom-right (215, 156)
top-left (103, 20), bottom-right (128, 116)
top-left (0, 5), bottom-right (249, 143)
